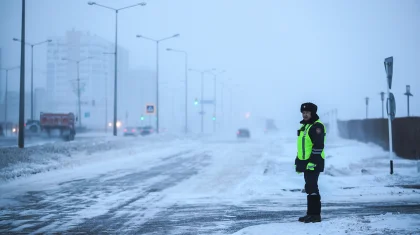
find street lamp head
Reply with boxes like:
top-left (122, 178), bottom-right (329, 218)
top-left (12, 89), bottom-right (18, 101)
top-left (406, 85), bottom-right (410, 93)
top-left (13, 38), bottom-right (19, 41)
top-left (139, 2), bottom-right (146, 6)
top-left (173, 34), bottom-right (180, 37)
top-left (88, 2), bottom-right (96, 5)
top-left (47, 40), bottom-right (52, 43)
top-left (136, 35), bottom-right (142, 38)
top-left (166, 48), bottom-right (172, 51)
top-left (61, 58), bottom-right (67, 61)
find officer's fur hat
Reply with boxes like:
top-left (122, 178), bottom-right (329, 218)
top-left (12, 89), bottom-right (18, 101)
top-left (301, 102), bottom-right (317, 114)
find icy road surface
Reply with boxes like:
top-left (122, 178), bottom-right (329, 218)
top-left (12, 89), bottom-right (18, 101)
top-left (0, 132), bottom-right (419, 234)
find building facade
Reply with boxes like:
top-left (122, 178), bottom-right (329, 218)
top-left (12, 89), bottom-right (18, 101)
top-left (46, 29), bottom-right (129, 129)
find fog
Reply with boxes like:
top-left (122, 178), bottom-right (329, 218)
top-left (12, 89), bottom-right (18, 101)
top-left (1, 0), bottom-right (419, 134)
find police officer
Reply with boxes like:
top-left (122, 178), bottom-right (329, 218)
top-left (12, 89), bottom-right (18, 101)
top-left (295, 102), bottom-right (326, 223)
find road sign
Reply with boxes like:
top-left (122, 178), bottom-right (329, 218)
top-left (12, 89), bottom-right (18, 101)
top-left (84, 112), bottom-right (90, 118)
top-left (387, 92), bottom-right (396, 121)
top-left (201, 100), bottom-right (215, 104)
top-left (146, 104), bottom-right (155, 114)
top-left (384, 57), bottom-right (393, 90)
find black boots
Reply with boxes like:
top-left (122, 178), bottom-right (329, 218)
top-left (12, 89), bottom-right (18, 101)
top-left (298, 215), bottom-right (309, 222)
top-left (298, 215), bottom-right (322, 223)
top-left (303, 215), bottom-right (321, 223)
top-left (298, 194), bottom-right (321, 223)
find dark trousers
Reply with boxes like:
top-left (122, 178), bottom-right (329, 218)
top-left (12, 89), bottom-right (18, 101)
top-left (304, 171), bottom-right (321, 215)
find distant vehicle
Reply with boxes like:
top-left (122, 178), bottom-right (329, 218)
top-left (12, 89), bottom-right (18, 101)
top-left (237, 128), bottom-right (250, 138)
top-left (265, 119), bottom-right (278, 133)
top-left (124, 126), bottom-right (138, 136)
top-left (139, 126), bottom-right (154, 136)
top-left (40, 112), bottom-right (76, 141)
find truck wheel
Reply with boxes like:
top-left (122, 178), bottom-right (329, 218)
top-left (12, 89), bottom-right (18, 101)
top-left (30, 125), bottom-right (38, 133)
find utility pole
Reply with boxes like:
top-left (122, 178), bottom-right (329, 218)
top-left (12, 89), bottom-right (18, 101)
top-left (221, 82), bottom-right (224, 130)
top-left (62, 57), bottom-right (93, 128)
top-left (404, 85), bottom-right (413, 117)
top-left (105, 72), bottom-right (108, 133)
top-left (213, 73), bottom-right (216, 132)
top-left (77, 62), bottom-right (82, 128)
top-left (201, 71), bottom-right (204, 133)
top-left (380, 92), bottom-right (385, 118)
top-left (18, 0), bottom-right (26, 148)
top-left (365, 97), bottom-right (369, 119)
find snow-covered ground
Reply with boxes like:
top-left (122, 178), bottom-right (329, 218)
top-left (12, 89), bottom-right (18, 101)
top-left (0, 130), bottom-right (419, 234)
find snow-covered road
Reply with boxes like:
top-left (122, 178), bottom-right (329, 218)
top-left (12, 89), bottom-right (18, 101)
top-left (0, 132), bottom-right (419, 234)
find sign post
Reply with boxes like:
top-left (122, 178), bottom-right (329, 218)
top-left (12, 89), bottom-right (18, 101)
top-left (146, 104), bottom-right (156, 115)
top-left (384, 56), bottom-right (394, 175)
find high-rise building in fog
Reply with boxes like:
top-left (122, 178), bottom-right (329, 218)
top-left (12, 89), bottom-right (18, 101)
top-left (46, 29), bottom-right (129, 129)
top-left (34, 88), bottom-right (47, 118)
top-left (5, 91), bottom-right (19, 123)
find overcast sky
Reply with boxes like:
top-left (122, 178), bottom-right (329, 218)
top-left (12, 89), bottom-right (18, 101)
top-left (0, 0), bottom-right (419, 126)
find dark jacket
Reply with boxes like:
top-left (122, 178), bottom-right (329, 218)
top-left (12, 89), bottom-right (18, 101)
top-left (295, 114), bottom-right (325, 172)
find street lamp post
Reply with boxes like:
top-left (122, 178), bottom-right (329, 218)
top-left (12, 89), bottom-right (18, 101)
top-left (1, 67), bottom-right (20, 135)
top-left (189, 69), bottom-right (213, 133)
top-left (88, 1), bottom-right (146, 136)
top-left (219, 79), bottom-right (231, 130)
top-left (62, 57), bottom-right (93, 128)
top-left (166, 48), bottom-right (188, 134)
top-left (208, 69), bottom-right (225, 132)
top-left (136, 34), bottom-right (179, 133)
top-left (13, 38), bottom-right (51, 120)
top-left (380, 92), bottom-right (385, 118)
top-left (404, 85), bottom-right (413, 117)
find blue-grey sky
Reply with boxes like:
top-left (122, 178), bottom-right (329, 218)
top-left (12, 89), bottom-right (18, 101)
top-left (0, 0), bottom-right (419, 126)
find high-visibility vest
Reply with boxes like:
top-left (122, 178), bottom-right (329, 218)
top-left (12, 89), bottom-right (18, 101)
top-left (297, 120), bottom-right (326, 160)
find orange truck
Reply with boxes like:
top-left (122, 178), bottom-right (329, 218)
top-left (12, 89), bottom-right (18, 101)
top-left (40, 112), bottom-right (76, 141)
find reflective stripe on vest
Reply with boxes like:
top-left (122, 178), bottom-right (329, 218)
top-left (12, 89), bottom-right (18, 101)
top-left (297, 120), bottom-right (326, 160)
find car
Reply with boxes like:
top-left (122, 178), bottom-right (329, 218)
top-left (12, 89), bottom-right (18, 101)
top-left (123, 126), bottom-right (139, 136)
top-left (237, 128), bottom-right (250, 138)
top-left (139, 126), bottom-right (154, 136)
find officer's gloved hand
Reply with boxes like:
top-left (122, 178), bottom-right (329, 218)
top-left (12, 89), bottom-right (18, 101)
top-left (306, 162), bottom-right (316, 171)
top-left (295, 164), bottom-right (302, 174)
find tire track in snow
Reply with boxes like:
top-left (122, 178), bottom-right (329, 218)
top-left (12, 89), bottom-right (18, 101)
top-left (0, 150), bottom-right (211, 234)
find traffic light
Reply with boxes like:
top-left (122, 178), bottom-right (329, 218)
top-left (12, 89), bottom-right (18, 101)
top-left (212, 116), bottom-right (216, 121)
top-left (194, 98), bottom-right (198, 106)
top-left (140, 115), bottom-right (144, 121)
